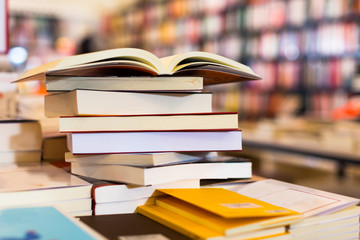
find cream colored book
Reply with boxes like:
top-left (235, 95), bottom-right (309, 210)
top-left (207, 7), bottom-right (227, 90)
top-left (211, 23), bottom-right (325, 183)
top-left (70, 157), bottom-right (251, 186)
top-left (59, 112), bottom-right (238, 132)
top-left (45, 90), bottom-right (212, 117)
top-left (15, 48), bottom-right (261, 85)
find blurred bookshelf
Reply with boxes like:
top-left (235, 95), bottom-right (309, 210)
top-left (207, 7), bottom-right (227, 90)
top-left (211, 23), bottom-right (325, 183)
top-left (106, 0), bottom-right (360, 122)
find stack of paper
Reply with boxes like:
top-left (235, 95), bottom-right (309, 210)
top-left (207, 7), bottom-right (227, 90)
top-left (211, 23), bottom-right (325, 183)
top-left (230, 179), bottom-right (360, 239)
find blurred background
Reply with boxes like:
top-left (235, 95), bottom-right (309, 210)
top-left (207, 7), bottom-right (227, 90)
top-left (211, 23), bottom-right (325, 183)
top-left (1, 0), bottom-right (360, 197)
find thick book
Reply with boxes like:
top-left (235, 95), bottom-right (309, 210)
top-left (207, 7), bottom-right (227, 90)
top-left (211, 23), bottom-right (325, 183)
top-left (67, 130), bottom-right (242, 154)
top-left (0, 119), bottom-right (42, 152)
top-left (65, 152), bottom-right (216, 167)
top-left (0, 206), bottom-right (106, 240)
top-left (79, 213), bottom-right (191, 240)
top-left (0, 163), bottom-right (92, 207)
top-left (15, 48), bottom-right (261, 85)
top-left (45, 75), bottom-right (204, 92)
top-left (137, 188), bottom-right (301, 240)
top-left (45, 90), bottom-right (212, 117)
top-left (59, 112), bottom-right (239, 132)
top-left (70, 157), bottom-right (252, 186)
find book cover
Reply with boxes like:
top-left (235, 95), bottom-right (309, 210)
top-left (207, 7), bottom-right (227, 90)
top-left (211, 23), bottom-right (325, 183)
top-left (155, 196), bottom-right (300, 236)
top-left (0, 206), bottom-right (105, 239)
top-left (138, 205), bottom-right (290, 240)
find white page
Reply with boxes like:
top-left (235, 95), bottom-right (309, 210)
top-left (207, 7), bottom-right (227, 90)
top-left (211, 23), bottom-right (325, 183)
top-left (230, 179), bottom-right (359, 217)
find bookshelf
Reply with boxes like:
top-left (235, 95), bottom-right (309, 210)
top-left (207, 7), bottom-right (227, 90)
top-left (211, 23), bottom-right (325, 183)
top-left (106, 0), bottom-right (360, 121)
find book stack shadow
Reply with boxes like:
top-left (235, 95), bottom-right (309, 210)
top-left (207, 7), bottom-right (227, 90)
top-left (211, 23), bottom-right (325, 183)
top-left (15, 48), bottom-right (262, 216)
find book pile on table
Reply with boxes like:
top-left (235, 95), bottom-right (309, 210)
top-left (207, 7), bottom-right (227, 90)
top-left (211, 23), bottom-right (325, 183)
top-left (230, 179), bottom-right (360, 240)
top-left (0, 163), bottom-right (93, 217)
top-left (137, 188), bottom-right (303, 240)
top-left (0, 119), bottom-right (42, 164)
top-left (15, 48), bottom-right (261, 215)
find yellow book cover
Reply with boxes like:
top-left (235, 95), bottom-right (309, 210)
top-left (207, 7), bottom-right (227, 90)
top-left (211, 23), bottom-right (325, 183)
top-left (137, 205), bottom-right (221, 240)
top-left (156, 188), bottom-right (301, 218)
top-left (137, 204), bottom-right (289, 240)
top-left (156, 196), bottom-right (300, 236)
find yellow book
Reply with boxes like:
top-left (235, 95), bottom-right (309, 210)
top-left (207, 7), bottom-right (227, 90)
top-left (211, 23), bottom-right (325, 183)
top-left (157, 188), bottom-right (302, 218)
top-left (156, 196), bottom-right (301, 236)
top-left (15, 48), bottom-right (261, 86)
top-left (137, 205), bottom-right (288, 240)
top-left (137, 204), bottom-right (221, 240)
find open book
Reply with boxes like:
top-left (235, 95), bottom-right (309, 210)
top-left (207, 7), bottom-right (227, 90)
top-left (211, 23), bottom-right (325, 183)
top-left (16, 48), bottom-right (261, 85)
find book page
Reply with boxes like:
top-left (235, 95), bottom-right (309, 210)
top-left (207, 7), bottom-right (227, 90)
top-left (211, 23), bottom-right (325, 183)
top-left (160, 51), bottom-right (255, 74)
top-left (53, 48), bottom-right (163, 73)
top-left (230, 179), bottom-right (359, 217)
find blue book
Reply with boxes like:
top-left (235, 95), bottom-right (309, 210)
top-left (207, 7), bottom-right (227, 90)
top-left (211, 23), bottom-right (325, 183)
top-left (0, 206), bottom-right (105, 240)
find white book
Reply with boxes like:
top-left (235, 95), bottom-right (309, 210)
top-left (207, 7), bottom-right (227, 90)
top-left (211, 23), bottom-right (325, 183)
top-left (65, 152), bottom-right (217, 166)
top-left (45, 90), bottom-right (212, 117)
top-left (71, 157), bottom-right (252, 186)
top-left (94, 197), bottom-right (155, 215)
top-left (0, 163), bottom-right (92, 206)
top-left (67, 130), bottom-right (242, 154)
top-left (90, 178), bottom-right (200, 203)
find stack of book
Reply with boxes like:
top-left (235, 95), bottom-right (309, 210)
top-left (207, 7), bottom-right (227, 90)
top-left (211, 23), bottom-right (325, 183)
top-left (16, 48), bottom-right (261, 215)
top-left (231, 179), bottom-right (360, 239)
top-left (0, 119), bottom-right (42, 164)
top-left (0, 163), bottom-right (93, 216)
top-left (137, 188), bottom-right (303, 240)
